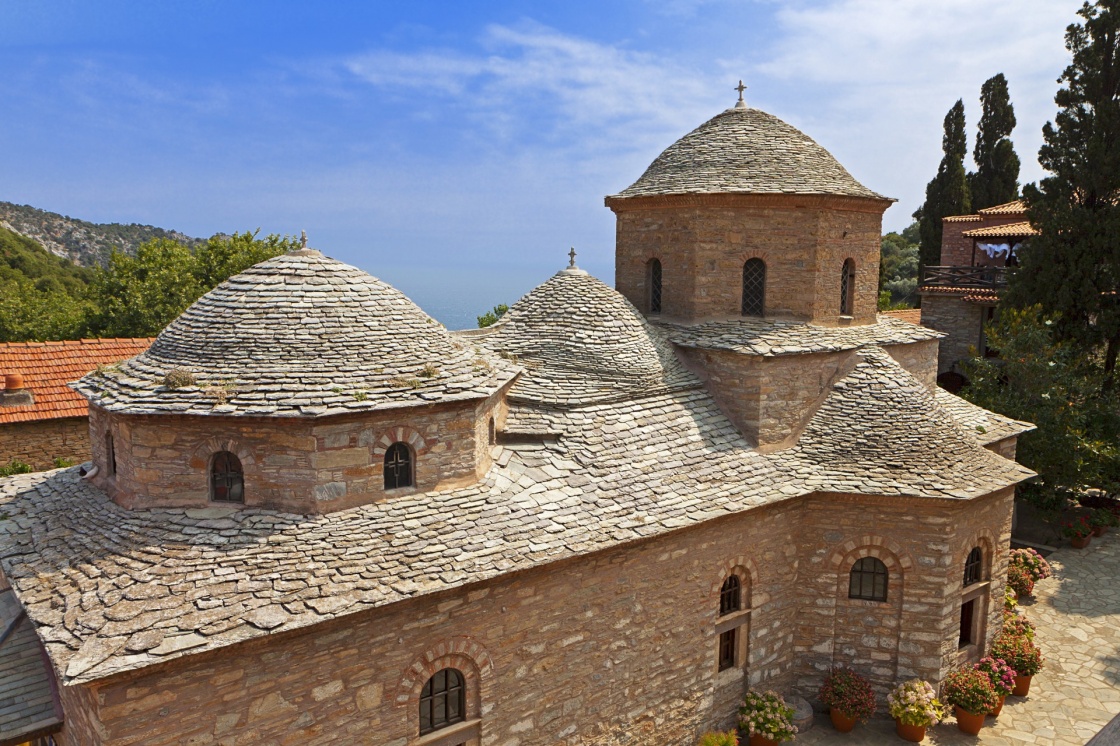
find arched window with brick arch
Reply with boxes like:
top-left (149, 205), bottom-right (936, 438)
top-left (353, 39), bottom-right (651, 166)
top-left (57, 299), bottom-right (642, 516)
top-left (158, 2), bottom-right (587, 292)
top-left (210, 451), bottom-right (244, 503)
top-left (384, 442), bottom-right (413, 490)
top-left (848, 557), bottom-right (887, 601)
top-left (741, 258), bottom-right (765, 317)
top-left (419, 668), bottom-right (466, 737)
top-left (648, 258), bottom-right (663, 314)
top-left (717, 575), bottom-right (742, 670)
top-left (840, 258), bottom-right (856, 315)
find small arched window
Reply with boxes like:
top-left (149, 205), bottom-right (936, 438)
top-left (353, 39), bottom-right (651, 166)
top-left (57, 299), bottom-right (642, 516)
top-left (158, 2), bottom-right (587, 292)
top-left (384, 442), bottom-right (413, 490)
top-left (419, 668), bottom-right (466, 736)
top-left (105, 431), bottom-right (116, 476)
top-left (719, 575), bottom-right (741, 616)
top-left (848, 557), bottom-right (887, 601)
top-left (741, 259), bottom-right (766, 317)
top-left (840, 259), bottom-right (856, 315)
top-left (210, 451), bottom-right (244, 503)
top-left (963, 547), bottom-right (983, 586)
top-left (648, 259), bottom-right (662, 314)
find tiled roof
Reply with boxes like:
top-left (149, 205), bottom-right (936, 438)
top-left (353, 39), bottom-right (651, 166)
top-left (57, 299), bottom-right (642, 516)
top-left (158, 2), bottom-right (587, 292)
top-left (74, 251), bottom-right (519, 417)
top-left (962, 289), bottom-right (1002, 304)
top-left (611, 106), bottom-right (887, 201)
top-left (0, 339), bottom-right (153, 425)
top-left (0, 590), bottom-right (62, 745)
top-left (943, 215), bottom-right (983, 223)
top-left (881, 309), bottom-right (921, 325)
top-left (962, 221), bottom-right (1038, 238)
top-left (932, 389), bottom-right (1034, 445)
top-left (978, 200), bottom-right (1027, 215)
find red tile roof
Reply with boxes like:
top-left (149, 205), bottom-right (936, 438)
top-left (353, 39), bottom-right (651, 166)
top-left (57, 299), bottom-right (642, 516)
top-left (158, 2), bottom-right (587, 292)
top-left (962, 289), bottom-right (1002, 304)
top-left (943, 214), bottom-right (983, 223)
top-left (962, 220), bottom-right (1038, 238)
top-left (881, 309), bottom-right (922, 325)
top-left (978, 199), bottom-right (1027, 215)
top-left (0, 339), bottom-right (153, 425)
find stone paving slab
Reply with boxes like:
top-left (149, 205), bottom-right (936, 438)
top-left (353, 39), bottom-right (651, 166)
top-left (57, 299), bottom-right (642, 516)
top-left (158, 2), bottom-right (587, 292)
top-left (797, 530), bottom-right (1120, 745)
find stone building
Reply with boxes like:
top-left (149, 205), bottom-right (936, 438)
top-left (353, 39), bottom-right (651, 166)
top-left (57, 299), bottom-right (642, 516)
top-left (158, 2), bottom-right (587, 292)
top-left (918, 200), bottom-right (1038, 383)
top-left (0, 95), bottom-right (1033, 746)
top-left (0, 339), bottom-right (153, 471)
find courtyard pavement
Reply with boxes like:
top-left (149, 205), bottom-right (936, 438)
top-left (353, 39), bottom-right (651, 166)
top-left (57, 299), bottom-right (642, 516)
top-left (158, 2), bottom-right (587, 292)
top-left (797, 530), bottom-right (1120, 745)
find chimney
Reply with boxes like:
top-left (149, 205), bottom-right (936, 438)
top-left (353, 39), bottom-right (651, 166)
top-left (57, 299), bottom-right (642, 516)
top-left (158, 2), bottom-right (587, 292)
top-left (1, 373), bottom-right (34, 407)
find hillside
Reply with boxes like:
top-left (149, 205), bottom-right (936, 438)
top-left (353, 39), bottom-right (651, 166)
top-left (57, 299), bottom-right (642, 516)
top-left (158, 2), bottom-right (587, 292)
top-left (0, 201), bottom-right (203, 267)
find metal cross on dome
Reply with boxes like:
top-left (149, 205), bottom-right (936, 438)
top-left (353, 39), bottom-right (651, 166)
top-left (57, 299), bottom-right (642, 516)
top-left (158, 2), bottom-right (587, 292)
top-left (568, 247), bottom-right (577, 268)
top-left (735, 80), bottom-right (747, 102)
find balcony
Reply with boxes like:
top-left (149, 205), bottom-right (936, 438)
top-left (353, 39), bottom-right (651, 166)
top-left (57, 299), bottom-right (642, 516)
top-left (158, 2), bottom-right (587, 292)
top-left (920, 265), bottom-right (1011, 289)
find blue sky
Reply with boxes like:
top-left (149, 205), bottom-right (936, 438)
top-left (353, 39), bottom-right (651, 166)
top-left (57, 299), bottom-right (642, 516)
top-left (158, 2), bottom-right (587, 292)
top-left (0, 0), bottom-right (1082, 327)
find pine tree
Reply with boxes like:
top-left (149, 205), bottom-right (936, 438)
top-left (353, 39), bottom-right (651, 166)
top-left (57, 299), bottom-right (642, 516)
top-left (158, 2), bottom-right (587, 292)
top-left (1008, 0), bottom-right (1120, 388)
top-left (970, 74), bottom-right (1021, 210)
top-left (914, 100), bottom-right (972, 272)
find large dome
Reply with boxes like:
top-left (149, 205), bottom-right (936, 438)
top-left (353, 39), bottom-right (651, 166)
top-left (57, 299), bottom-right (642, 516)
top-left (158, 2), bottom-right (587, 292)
top-left (75, 250), bottom-right (517, 416)
top-left (612, 106), bottom-right (885, 200)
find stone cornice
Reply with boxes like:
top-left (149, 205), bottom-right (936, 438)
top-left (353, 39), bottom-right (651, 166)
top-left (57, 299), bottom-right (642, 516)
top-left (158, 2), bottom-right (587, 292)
top-left (604, 192), bottom-right (895, 214)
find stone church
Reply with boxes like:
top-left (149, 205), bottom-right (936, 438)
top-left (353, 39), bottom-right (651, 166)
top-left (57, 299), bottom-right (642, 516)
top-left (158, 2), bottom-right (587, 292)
top-left (0, 94), bottom-right (1033, 746)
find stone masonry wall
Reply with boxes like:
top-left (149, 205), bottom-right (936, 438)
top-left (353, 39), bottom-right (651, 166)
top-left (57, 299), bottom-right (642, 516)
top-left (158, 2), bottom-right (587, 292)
top-left (53, 489), bottom-right (1012, 746)
top-left (87, 398), bottom-right (500, 514)
top-left (0, 417), bottom-right (89, 471)
top-left (612, 196), bottom-right (885, 325)
top-left (919, 294), bottom-right (985, 375)
top-left (882, 338), bottom-right (939, 390)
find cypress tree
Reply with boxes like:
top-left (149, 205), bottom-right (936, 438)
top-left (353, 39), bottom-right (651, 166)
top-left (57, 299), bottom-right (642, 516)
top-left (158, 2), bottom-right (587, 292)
top-left (914, 100), bottom-right (972, 272)
top-left (970, 74), bottom-right (1021, 210)
top-left (1008, 0), bottom-right (1120, 388)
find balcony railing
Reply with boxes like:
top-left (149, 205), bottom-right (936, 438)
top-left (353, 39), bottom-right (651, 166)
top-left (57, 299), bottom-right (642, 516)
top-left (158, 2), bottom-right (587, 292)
top-left (921, 265), bottom-right (1011, 289)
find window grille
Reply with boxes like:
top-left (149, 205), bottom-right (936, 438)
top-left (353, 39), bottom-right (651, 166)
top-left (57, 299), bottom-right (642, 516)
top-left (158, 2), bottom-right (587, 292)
top-left (741, 259), bottom-right (766, 316)
top-left (419, 668), bottom-right (466, 736)
top-left (963, 547), bottom-right (982, 586)
top-left (649, 259), bottom-right (662, 313)
top-left (384, 442), bottom-right (413, 490)
top-left (848, 557), bottom-right (888, 601)
top-left (719, 575), bottom-right (741, 616)
top-left (840, 259), bottom-right (855, 315)
top-left (210, 451), bottom-right (244, 503)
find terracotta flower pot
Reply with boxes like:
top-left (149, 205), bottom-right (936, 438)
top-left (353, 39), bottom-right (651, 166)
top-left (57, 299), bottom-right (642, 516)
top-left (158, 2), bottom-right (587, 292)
top-left (830, 708), bottom-right (857, 732)
top-left (895, 719), bottom-right (926, 742)
top-left (955, 706), bottom-right (986, 735)
top-left (749, 735), bottom-right (779, 746)
top-left (989, 695), bottom-right (1006, 717)
top-left (1071, 535), bottom-right (1091, 549)
top-left (1012, 674), bottom-right (1033, 696)
top-left (1092, 525), bottom-right (1106, 537)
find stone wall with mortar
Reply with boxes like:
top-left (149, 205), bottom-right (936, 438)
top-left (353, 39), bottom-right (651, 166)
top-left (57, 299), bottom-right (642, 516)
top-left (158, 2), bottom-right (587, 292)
top-left (918, 294), bottom-right (986, 375)
top-left (611, 195), bottom-right (886, 325)
top-left (87, 396), bottom-right (503, 514)
top-left (882, 338), bottom-right (939, 390)
top-left (50, 489), bottom-right (1012, 746)
top-left (0, 417), bottom-right (89, 470)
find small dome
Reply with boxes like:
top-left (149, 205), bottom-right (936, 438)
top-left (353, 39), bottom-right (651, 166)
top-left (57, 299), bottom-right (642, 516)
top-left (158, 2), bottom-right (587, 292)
top-left (612, 106), bottom-right (885, 200)
top-left (75, 251), bottom-right (516, 416)
top-left (483, 269), bottom-right (696, 404)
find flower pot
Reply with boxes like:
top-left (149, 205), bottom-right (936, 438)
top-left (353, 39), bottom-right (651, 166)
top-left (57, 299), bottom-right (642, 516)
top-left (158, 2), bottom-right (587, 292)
top-left (830, 708), bottom-right (857, 732)
top-left (1012, 674), bottom-right (1033, 696)
top-left (1071, 535), bottom-right (1091, 549)
top-left (955, 706), bottom-right (985, 735)
top-left (895, 719), bottom-right (926, 742)
top-left (989, 695), bottom-right (1006, 717)
top-left (1092, 525), bottom-right (1106, 537)
top-left (749, 735), bottom-right (779, 746)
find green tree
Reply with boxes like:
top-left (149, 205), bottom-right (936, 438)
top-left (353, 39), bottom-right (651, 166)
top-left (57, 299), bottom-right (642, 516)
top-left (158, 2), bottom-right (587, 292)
top-left (914, 100), bottom-right (972, 272)
top-left (879, 223), bottom-right (920, 306)
top-left (477, 304), bottom-right (509, 328)
top-left (970, 73), bottom-right (1021, 210)
top-left (0, 277), bottom-right (90, 341)
top-left (1008, 0), bottom-right (1120, 389)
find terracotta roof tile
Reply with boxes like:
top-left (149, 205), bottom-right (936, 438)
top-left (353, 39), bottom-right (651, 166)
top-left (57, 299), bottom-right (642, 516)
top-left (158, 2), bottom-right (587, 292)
top-left (943, 214), bottom-right (982, 223)
top-left (962, 221), bottom-right (1038, 238)
top-left (962, 289), bottom-right (1002, 304)
top-left (882, 309), bottom-right (921, 325)
top-left (978, 200), bottom-right (1027, 215)
top-left (0, 339), bottom-right (153, 425)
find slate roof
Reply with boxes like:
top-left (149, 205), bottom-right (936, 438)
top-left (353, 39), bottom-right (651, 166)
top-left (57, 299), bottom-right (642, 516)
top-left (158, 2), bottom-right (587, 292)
top-left (881, 309), bottom-right (921, 325)
top-left (73, 251), bottom-right (518, 417)
top-left (611, 106), bottom-right (887, 201)
top-left (0, 339), bottom-right (153, 425)
top-left (932, 389), bottom-right (1035, 446)
top-left (0, 590), bottom-right (62, 745)
top-left (660, 315), bottom-right (942, 357)
top-left (962, 221), bottom-right (1038, 238)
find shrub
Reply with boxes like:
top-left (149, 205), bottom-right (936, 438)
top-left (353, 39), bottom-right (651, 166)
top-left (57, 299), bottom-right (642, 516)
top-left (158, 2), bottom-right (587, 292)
top-left (991, 633), bottom-right (1044, 677)
top-left (1006, 564), bottom-right (1035, 597)
top-left (1062, 515), bottom-right (1093, 540)
top-left (818, 667), bottom-right (876, 723)
top-left (0, 459), bottom-right (32, 477)
top-left (1001, 610), bottom-right (1036, 640)
top-left (1009, 547), bottom-right (1052, 582)
top-left (697, 731), bottom-right (738, 746)
top-left (739, 690), bottom-right (797, 743)
top-left (1004, 586), bottom-right (1018, 611)
top-left (975, 656), bottom-right (1017, 698)
top-left (887, 679), bottom-right (944, 727)
top-left (942, 667), bottom-right (1000, 716)
top-left (1090, 507), bottom-right (1118, 529)
top-left (52, 457), bottom-right (74, 468)
top-left (162, 368), bottom-right (196, 390)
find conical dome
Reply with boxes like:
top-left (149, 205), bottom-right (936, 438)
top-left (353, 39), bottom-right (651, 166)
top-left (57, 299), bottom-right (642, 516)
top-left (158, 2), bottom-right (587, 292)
top-left (483, 268), bottom-right (697, 404)
top-left (612, 106), bottom-right (884, 200)
top-left (75, 250), bottom-right (517, 416)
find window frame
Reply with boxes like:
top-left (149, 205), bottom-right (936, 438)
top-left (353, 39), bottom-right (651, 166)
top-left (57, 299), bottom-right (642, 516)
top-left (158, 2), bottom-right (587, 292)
top-left (840, 258), bottom-right (856, 316)
top-left (384, 441), bottom-right (414, 490)
top-left (848, 557), bottom-right (888, 602)
top-left (419, 668), bottom-right (467, 737)
top-left (963, 547), bottom-right (983, 587)
top-left (104, 431), bottom-right (116, 477)
top-left (648, 258), bottom-right (663, 314)
top-left (209, 450), bottom-right (244, 503)
top-left (741, 258), bottom-right (766, 317)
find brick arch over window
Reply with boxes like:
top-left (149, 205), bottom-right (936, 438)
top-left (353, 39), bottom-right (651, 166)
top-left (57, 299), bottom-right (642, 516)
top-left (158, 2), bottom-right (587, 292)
top-left (956, 529), bottom-right (997, 583)
top-left (372, 426), bottom-right (430, 459)
top-left (828, 538), bottom-right (911, 607)
top-left (396, 637), bottom-right (494, 737)
top-left (189, 437), bottom-right (257, 471)
top-left (709, 555), bottom-right (761, 610)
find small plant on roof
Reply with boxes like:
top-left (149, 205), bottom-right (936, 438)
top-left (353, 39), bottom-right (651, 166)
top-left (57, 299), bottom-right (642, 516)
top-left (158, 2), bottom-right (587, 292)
top-left (697, 731), bottom-right (738, 746)
top-left (887, 679), bottom-right (944, 727)
top-left (1006, 564), bottom-right (1035, 598)
top-left (975, 657), bottom-right (1017, 698)
top-left (162, 368), bottom-right (196, 390)
top-left (1009, 547), bottom-right (1052, 582)
top-left (419, 363), bottom-right (439, 378)
top-left (991, 632), bottom-right (1044, 677)
top-left (818, 667), bottom-right (876, 723)
top-left (0, 460), bottom-right (33, 477)
top-left (739, 690), bottom-right (797, 743)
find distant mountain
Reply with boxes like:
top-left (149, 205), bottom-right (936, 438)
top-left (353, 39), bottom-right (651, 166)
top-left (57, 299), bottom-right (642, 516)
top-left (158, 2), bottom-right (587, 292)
top-left (0, 201), bottom-right (204, 267)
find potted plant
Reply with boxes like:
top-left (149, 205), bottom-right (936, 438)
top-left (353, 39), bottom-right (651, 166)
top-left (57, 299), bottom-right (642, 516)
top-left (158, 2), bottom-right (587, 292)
top-left (1009, 547), bottom-right (1052, 583)
top-left (941, 667), bottom-right (999, 735)
top-left (1001, 609), bottom-right (1036, 640)
top-left (887, 679), bottom-right (944, 743)
top-left (991, 633), bottom-right (1044, 696)
top-left (975, 657), bottom-right (1017, 717)
top-left (818, 667), bottom-right (876, 732)
top-left (698, 731), bottom-right (739, 746)
top-left (739, 690), bottom-right (797, 746)
top-left (1089, 508), bottom-right (1114, 537)
top-left (1062, 516), bottom-right (1093, 548)
top-left (1004, 585), bottom-right (1018, 612)
top-left (1006, 564), bottom-right (1035, 599)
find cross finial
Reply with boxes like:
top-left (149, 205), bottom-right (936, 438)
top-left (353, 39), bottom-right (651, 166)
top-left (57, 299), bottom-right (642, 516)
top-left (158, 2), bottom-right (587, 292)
top-left (734, 80), bottom-right (748, 109)
top-left (568, 247), bottom-right (577, 268)
top-left (300, 230), bottom-right (308, 249)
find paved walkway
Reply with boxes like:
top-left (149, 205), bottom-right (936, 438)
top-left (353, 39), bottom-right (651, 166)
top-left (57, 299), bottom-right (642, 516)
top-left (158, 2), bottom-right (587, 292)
top-left (798, 531), bottom-right (1120, 745)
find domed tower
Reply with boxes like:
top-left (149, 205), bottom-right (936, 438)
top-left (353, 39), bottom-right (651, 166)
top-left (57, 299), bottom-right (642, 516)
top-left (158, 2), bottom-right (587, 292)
top-left (73, 246), bottom-right (518, 513)
top-left (606, 92), bottom-right (894, 326)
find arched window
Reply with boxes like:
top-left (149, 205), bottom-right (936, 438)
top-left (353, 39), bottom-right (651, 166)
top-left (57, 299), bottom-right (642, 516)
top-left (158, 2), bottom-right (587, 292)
top-left (648, 259), bottom-right (662, 314)
top-left (419, 668), bottom-right (465, 736)
top-left (840, 259), bottom-right (856, 315)
top-left (105, 431), bottom-right (116, 477)
top-left (741, 259), bottom-right (766, 317)
top-left (717, 575), bottom-right (742, 671)
top-left (210, 451), bottom-right (244, 503)
top-left (848, 557), bottom-right (887, 601)
top-left (963, 547), bottom-right (983, 586)
top-left (384, 442), bottom-right (413, 490)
